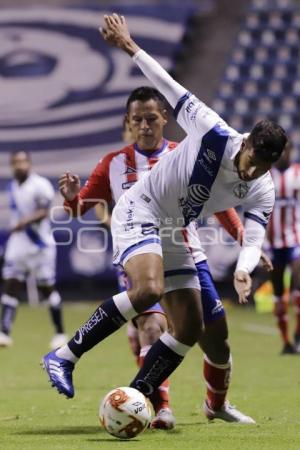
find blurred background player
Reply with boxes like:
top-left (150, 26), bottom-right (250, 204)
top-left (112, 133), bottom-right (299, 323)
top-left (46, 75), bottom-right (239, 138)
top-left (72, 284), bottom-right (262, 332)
top-left (0, 151), bottom-right (67, 349)
top-left (50, 86), bottom-right (272, 423)
top-left (268, 142), bottom-right (300, 354)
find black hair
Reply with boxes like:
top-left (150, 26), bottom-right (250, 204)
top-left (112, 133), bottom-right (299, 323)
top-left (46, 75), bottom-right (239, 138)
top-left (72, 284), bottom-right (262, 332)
top-left (249, 120), bottom-right (287, 163)
top-left (126, 86), bottom-right (168, 113)
top-left (10, 150), bottom-right (31, 162)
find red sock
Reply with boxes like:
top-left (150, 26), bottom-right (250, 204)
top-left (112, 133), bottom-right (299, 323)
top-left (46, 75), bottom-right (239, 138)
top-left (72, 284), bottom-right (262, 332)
top-left (203, 355), bottom-right (232, 411)
top-left (292, 291), bottom-right (300, 335)
top-left (273, 297), bottom-right (290, 344)
top-left (139, 346), bottom-right (170, 413)
top-left (127, 322), bottom-right (140, 366)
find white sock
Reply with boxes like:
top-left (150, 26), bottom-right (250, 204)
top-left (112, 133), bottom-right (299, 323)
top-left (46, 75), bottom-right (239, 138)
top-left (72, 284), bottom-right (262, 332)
top-left (160, 331), bottom-right (191, 357)
top-left (113, 291), bottom-right (137, 321)
top-left (56, 345), bottom-right (78, 363)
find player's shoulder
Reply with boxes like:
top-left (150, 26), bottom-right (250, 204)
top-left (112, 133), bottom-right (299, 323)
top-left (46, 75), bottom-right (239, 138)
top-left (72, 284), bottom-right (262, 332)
top-left (252, 171), bottom-right (275, 198)
top-left (98, 145), bottom-right (135, 166)
top-left (30, 173), bottom-right (53, 189)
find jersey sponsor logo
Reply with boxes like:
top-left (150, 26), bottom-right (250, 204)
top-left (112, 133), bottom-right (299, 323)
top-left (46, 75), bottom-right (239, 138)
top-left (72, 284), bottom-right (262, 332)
top-left (141, 223), bottom-right (159, 236)
top-left (204, 148), bottom-right (216, 163)
top-left (198, 158), bottom-right (214, 177)
top-left (73, 306), bottom-right (109, 344)
top-left (233, 182), bottom-right (249, 199)
top-left (187, 184), bottom-right (211, 206)
top-left (140, 194), bottom-right (151, 203)
top-left (122, 181), bottom-right (135, 190)
top-left (262, 211), bottom-right (271, 219)
top-left (211, 299), bottom-right (224, 315)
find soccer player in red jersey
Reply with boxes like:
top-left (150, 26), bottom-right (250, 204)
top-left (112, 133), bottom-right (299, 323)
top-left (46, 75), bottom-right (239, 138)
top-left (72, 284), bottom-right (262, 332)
top-left (269, 142), bottom-right (300, 354)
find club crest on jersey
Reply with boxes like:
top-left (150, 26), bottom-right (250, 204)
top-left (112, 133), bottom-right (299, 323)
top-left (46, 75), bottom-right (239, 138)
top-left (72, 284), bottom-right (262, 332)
top-left (233, 182), bottom-right (249, 199)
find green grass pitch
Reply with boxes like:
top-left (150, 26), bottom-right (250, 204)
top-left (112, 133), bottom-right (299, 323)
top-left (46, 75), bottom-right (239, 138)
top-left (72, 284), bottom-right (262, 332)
top-left (0, 303), bottom-right (299, 450)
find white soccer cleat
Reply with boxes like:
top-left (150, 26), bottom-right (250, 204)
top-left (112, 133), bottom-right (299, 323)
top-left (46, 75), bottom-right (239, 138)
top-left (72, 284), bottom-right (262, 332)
top-left (150, 407), bottom-right (176, 430)
top-left (49, 333), bottom-right (68, 350)
top-left (0, 331), bottom-right (13, 347)
top-left (204, 400), bottom-right (255, 424)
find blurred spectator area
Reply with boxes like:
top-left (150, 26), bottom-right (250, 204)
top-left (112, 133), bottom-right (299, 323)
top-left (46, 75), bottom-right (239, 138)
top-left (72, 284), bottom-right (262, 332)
top-left (211, 0), bottom-right (300, 159)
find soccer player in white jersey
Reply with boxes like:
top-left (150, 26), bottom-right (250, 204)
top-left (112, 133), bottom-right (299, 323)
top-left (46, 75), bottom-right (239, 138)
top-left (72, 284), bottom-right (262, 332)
top-left (268, 142), bottom-right (300, 354)
top-left (42, 14), bottom-right (287, 420)
top-left (55, 86), bottom-right (259, 424)
top-left (0, 151), bottom-right (68, 349)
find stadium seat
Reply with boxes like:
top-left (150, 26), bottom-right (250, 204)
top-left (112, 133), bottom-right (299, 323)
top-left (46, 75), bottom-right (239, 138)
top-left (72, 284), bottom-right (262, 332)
top-left (213, 1), bottom-right (300, 144)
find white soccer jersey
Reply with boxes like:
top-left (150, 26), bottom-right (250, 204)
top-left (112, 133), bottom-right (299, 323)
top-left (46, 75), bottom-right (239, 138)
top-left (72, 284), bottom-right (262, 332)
top-left (269, 164), bottom-right (300, 248)
top-left (123, 49), bottom-right (275, 273)
top-left (7, 173), bottom-right (55, 249)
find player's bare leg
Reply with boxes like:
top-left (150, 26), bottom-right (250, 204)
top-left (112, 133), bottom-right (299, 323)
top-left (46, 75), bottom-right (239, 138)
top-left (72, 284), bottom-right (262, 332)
top-left (0, 278), bottom-right (22, 347)
top-left (42, 253), bottom-right (165, 398)
top-left (127, 321), bottom-right (140, 364)
top-left (135, 313), bottom-right (175, 429)
top-left (291, 258), bottom-right (300, 353)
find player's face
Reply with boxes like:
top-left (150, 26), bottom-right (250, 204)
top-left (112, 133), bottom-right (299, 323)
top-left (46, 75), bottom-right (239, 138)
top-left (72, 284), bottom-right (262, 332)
top-left (11, 152), bottom-right (31, 182)
top-left (236, 143), bottom-right (272, 181)
top-left (126, 99), bottom-right (168, 150)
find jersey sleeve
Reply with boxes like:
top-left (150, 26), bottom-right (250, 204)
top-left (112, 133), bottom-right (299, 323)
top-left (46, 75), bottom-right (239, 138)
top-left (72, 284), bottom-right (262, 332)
top-left (132, 49), bottom-right (229, 138)
top-left (243, 181), bottom-right (275, 230)
top-left (34, 178), bottom-right (55, 209)
top-left (236, 182), bottom-right (275, 273)
top-left (64, 154), bottom-right (112, 217)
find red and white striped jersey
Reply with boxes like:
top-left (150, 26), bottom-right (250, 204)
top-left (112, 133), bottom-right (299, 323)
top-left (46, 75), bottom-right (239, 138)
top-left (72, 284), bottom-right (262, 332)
top-left (65, 139), bottom-right (177, 215)
top-left (269, 164), bottom-right (300, 249)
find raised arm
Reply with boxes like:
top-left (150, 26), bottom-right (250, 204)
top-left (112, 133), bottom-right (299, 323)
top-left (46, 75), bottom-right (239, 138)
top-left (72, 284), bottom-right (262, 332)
top-left (100, 14), bottom-right (226, 136)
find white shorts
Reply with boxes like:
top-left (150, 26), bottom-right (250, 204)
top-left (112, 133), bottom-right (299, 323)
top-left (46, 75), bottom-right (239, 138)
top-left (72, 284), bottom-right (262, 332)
top-left (111, 194), bottom-right (202, 294)
top-left (2, 233), bottom-right (56, 285)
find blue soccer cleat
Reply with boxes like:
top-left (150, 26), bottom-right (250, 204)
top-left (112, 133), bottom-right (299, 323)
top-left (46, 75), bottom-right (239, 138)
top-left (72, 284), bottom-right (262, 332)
top-left (42, 350), bottom-right (75, 398)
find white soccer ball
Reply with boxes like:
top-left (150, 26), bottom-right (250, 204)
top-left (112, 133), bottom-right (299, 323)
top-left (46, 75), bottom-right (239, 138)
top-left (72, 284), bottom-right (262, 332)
top-left (99, 387), bottom-right (152, 439)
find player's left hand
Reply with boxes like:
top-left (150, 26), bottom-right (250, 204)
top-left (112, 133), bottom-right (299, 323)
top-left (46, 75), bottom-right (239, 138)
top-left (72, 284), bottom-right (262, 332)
top-left (234, 270), bottom-right (252, 304)
top-left (260, 251), bottom-right (273, 272)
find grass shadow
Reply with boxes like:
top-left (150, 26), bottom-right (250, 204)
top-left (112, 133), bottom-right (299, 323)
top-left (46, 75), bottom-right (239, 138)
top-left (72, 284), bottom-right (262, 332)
top-left (14, 425), bottom-right (102, 436)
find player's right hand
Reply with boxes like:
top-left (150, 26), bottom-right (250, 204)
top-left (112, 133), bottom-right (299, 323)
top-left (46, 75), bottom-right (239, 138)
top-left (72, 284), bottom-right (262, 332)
top-left (58, 172), bottom-right (81, 201)
top-left (233, 270), bottom-right (252, 304)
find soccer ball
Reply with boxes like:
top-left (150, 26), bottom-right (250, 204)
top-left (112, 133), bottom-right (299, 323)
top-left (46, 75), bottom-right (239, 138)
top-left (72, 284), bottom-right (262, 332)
top-left (99, 387), bottom-right (152, 439)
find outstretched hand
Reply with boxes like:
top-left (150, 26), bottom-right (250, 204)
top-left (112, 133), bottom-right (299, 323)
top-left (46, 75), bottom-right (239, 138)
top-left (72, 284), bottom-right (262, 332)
top-left (59, 172), bottom-right (81, 201)
top-left (234, 270), bottom-right (252, 304)
top-left (100, 13), bottom-right (140, 56)
top-left (260, 251), bottom-right (273, 272)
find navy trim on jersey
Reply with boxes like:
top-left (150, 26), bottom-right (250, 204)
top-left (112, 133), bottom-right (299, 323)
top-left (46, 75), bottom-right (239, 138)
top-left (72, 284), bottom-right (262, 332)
top-left (174, 91), bottom-right (192, 119)
top-left (119, 237), bottom-right (161, 264)
top-left (134, 138), bottom-right (168, 158)
top-left (164, 268), bottom-right (197, 277)
top-left (25, 226), bottom-right (47, 248)
top-left (244, 212), bottom-right (267, 228)
top-left (183, 124), bottom-right (229, 225)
